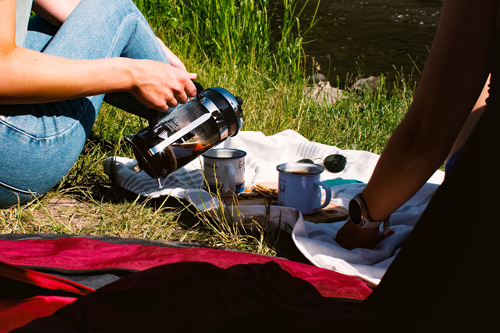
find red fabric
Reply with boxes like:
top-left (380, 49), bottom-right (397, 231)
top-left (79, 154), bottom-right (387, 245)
top-left (0, 237), bottom-right (373, 331)
top-left (0, 237), bottom-right (373, 299)
top-left (16, 262), bottom-right (373, 332)
top-left (0, 296), bottom-right (76, 333)
top-left (0, 258), bottom-right (92, 332)
top-left (0, 261), bottom-right (93, 296)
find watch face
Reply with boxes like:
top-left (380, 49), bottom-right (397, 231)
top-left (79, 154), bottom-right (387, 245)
top-left (349, 199), bottom-right (362, 224)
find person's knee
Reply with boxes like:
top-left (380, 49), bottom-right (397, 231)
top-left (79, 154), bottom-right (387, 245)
top-left (77, 0), bottom-right (140, 19)
top-left (0, 182), bottom-right (39, 209)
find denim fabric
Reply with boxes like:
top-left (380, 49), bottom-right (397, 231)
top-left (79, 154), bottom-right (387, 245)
top-left (0, 0), bottom-right (169, 208)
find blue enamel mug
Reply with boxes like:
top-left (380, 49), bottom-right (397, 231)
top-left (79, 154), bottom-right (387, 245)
top-left (276, 162), bottom-right (332, 215)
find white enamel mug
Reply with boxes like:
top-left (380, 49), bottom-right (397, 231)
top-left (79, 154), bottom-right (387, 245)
top-left (203, 148), bottom-right (246, 195)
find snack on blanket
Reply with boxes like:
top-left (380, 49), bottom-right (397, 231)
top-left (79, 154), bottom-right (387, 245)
top-left (235, 184), bottom-right (279, 205)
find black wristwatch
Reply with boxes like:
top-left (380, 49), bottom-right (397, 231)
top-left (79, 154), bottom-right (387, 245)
top-left (348, 193), bottom-right (390, 234)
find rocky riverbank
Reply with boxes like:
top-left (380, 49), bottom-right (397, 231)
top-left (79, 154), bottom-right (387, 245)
top-left (305, 74), bottom-right (381, 104)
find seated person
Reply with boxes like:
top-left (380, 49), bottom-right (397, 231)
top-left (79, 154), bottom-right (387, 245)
top-left (334, 1), bottom-right (499, 329)
top-left (336, 0), bottom-right (497, 250)
top-left (0, 0), bottom-right (197, 208)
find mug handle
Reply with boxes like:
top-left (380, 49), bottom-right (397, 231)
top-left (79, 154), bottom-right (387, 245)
top-left (315, 180), bottom-right (332, 210)
top-left (221, 163), bottom-right (236, 193)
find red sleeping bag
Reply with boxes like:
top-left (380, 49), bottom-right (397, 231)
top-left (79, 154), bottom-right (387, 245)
top-left (0, 235), bottom-right (374, 331)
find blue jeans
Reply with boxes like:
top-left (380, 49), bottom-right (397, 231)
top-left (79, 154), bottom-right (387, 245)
top-left (0, 0), bottom-right (169, 208)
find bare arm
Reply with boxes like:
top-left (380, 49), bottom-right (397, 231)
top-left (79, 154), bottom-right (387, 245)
top-left (32, 0), bottom-right (81, 27)
top-left (336, 0), bottom-right (497, 249)
top-left (445, 75), bottom-right (490, 164)
top-left (0, 0), bottom-right (196, 111)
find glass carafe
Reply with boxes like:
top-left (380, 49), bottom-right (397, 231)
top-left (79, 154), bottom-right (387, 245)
top-left (125, 87), bottom-right (243, 187)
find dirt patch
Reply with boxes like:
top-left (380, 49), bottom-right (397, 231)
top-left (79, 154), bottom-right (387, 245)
top-left (36, 197), bottom-right (98, 230)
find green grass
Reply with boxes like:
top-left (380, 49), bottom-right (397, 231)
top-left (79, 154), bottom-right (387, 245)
top-left (0, 0), bottom-right (416, 259)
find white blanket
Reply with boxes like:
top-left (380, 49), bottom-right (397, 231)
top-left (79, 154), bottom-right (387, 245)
top-left (104, 130), bottom-right (444, 285)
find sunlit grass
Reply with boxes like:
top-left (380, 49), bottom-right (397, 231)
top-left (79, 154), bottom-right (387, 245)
top-left (0, 0), bottom-right (415, 258)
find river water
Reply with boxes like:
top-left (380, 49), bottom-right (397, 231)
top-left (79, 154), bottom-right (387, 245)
top-left (273, 0), bottom-right (443, 85)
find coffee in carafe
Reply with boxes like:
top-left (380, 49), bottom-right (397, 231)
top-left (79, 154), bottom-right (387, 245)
top-left (125, 87), bottom-right (243, 187)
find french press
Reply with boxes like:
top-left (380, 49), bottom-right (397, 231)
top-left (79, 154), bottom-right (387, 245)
top-left (105, 83), bottom-right (243, 187)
